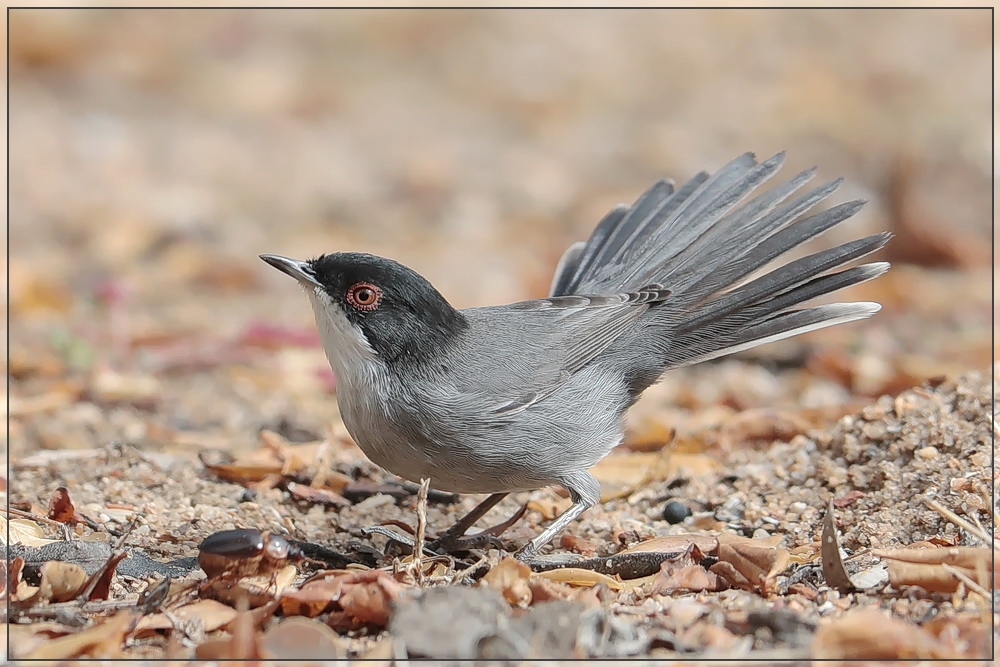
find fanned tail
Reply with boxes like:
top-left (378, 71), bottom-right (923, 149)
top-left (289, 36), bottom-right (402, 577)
top-left (551, 152), bottom-right (890, 384)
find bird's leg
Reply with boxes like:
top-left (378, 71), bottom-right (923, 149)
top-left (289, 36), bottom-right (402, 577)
top-left (515, 472), bottom-right (600, 563)
top-left (428, 492), bottom-right (510, 553)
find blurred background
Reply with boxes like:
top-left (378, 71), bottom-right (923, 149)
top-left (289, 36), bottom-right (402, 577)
top-left (7, 9), bottom-right (993, 458)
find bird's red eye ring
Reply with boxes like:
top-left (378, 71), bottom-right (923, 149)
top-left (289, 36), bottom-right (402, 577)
top-left (346, 282), bottom-right (382, 311)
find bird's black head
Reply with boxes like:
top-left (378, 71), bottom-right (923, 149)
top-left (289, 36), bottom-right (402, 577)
top-left (262, 251), bottom-right (468, 366)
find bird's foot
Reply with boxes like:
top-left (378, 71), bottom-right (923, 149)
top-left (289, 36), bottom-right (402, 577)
top-left (428, 502), bottom-right (528, 555)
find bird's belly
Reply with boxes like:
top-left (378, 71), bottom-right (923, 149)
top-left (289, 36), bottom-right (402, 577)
top-left (336, 367), bottom-right (627, 495)
top-left (337, 395), bottom-right (505, 492)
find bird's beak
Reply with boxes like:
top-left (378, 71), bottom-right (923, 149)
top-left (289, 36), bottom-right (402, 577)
top-left (259, 254), bottom-right (322, 287)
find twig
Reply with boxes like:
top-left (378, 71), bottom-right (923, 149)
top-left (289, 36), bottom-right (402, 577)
top-left (449, 553), bottom-right (489, 583)
top-left (921, 495), bottom-right (995, 547)
top-left (1, 506), bottom-right (65, 528)
top-left (410, 478), bottom-right (431, 585)
top-left (941, 562), bottom-right (989, 598)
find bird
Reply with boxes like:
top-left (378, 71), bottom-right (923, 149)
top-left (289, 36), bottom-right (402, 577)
top-left (261, 151), bottom-right (890, 562)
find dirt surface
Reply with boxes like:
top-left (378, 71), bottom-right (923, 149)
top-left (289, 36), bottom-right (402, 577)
top-left (6, 8), bottom-right (995, 662)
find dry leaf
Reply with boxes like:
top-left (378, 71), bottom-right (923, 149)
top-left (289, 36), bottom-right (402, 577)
top-left (5, 556), bottom-right (25, 600)
top-left (338, 572), bottom-right (401, 626)
top-left (195, 607), bottom-right (265, 660)
top-left (23, 609), bottom-right (137, 659)
top-left (525, 574), bottom-right (576, 603)
top-left (650, 544), bottom-right (722, 594)
top-left (559, 533), bottom-right (598, 556)
top-left (86, 550), bottom-right (128, 601)
top-left (280, 578), bottom-right (341, 617)
top-left (24, 560), bottom-right (89, 604)
top-left (137, 599), bottom-right (238, 634)
top-left (621, 534), bottom-right (720, 555)
top-left (526, 495), bottom-right (572, 521)
top-left (287, 569), bottom-right (404, 629)
top-left (821, 499), bottom-right (854, 591)
top-left (483, 557), bottom-right (533, 606)
top-left (287, 482), bottom-right (351, 507)
top-left (47, 486), bottom-right (78, 524)
top-left (261, 616), bottom-right (349, 660)
top-left (653, 565), bottom-right (724, 594)
top-left (873, 546), bottom-right (994, 593)
top-left (1, 517), bottom-right (57, 547)
top-left (812, 608), bottom-right (953, 659)
top-left (204, 564), bottom-right (298, 608)
top-left (712, 534), bottom-right (790, 595)
top-left (534, 567), bottom-right (623, 591)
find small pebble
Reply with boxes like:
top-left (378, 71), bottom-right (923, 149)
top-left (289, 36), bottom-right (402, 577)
top-left (662, 500), bottom-right (692, 524)
top-left (915, 446), bottom-right (938, 460)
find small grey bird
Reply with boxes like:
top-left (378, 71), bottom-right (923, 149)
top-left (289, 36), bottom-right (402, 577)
top-left (261, 152), bottom-right (889, 562)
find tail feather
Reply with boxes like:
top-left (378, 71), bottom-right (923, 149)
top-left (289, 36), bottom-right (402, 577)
top-left (554, 152), bottom-right (890, 385)
top-left (652, 175), bottom-right (842, 298)
top-left (677, 302), bottom-right (883, 364)
top-left (683, 232), bottom-right (891, 330)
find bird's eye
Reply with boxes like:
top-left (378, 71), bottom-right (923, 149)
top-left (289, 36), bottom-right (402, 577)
top-left (346, 282), bottom-right (382, 311)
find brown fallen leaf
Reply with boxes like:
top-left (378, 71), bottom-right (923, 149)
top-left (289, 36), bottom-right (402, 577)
top-left (525, 574), bottom-right (577, 603)
top-left (812, 607), bottom-right (955, 659)
top-left (203, 564), bottom-right (298, 608)
top-left (650, 544), bottom-right (723, 594)
top-left (136, 599), bottom-right (238, 634)
top-left (85, 550), bottom-right (128, 601)
top-left (195, 605), bottom-right (265, 660)
top-left (21, 560), bottom-right (89, 604)
top-left (337, 570), bottom-right (402, 626)
top-left (711, 533), bottom-right (790, 595)
top-left (483, 557), bottom-right (533, 607)
top-left (533, 567), bottom-right (623, 591)
top-left (199, 449), bottom-right (285, 484)
top-left (285, 569), bottom-right (404, 630)
top-left (5, 556), bottom-right (25, 600)
top-left (559, 532), bottom-right (598, 556)
top-left (287, 482), bottom-right (351, 507)
top-left (873, 545), bottom-right (994, 593)
top-left (261, 616), bottom-right (349, 660)
top-left (821, 498), bottom-right (855, 591)
top-left (621, 534), bottom-right (720, 556)
top-left (23, 609), bottom-right (138, 659)
top-left (47, 487), bottom-right (91, 527)
top-left (1, 516), bottom-right (57, 548)
top-left (653, 565), bottom-right (724, 594)
top-left (526, 495), bottom-right (572, 521)
top-left (280, 578), bottom-right (341, 617)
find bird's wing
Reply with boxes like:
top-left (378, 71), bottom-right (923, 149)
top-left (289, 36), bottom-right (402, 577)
top-left (458, 286), bottom-right (671, 414)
